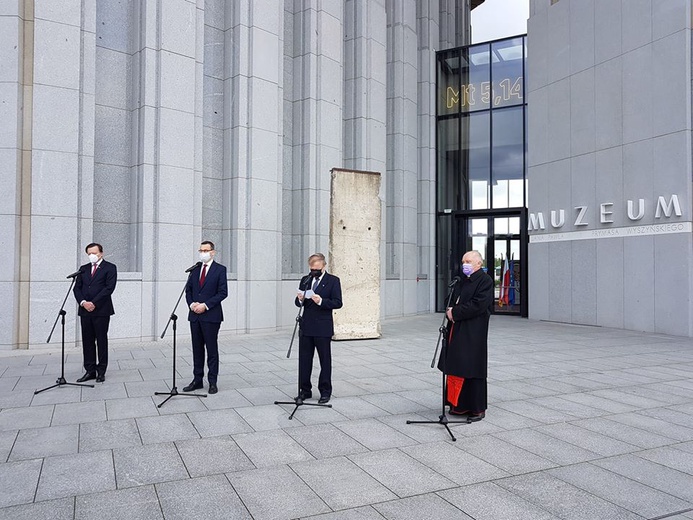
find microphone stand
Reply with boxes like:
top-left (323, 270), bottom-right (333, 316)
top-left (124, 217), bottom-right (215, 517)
top-left (275, 276), bottom-right (332, 419)
top-left (407, 278), bottom-right (470, 441)
top-left (155, 267), bottom-right (207, 407)
top-left (35, 274), bottom-right (95, 394)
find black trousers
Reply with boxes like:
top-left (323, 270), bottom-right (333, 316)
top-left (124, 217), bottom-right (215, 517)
top-left (190, 320), bottom-right (220, 384)
top-left (80, 314), bottom-right (110, 375)
top-left (298, 335), bottom-right (332, 397)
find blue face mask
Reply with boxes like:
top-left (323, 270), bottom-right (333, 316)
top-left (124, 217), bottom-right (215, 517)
top-left (462, 263), bottom-right (474, 277)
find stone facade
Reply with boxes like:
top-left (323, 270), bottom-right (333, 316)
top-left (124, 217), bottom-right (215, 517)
top-left (0, 0), bottom-right (476, 349)
top-left (527, 0), bottom-right (693, 336)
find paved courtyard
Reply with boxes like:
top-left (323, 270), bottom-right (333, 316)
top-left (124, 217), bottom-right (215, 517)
top-left (0, 314), bottom-right (692, 519)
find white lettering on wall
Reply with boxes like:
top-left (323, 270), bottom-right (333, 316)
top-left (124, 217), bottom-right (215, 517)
top-left (655, 195), bottom-right (682, 218)
top-left (600, 203), bottom-right (614, 223)
top-left (574, 206), bottom-right (588, 226)
top-left (528, 212), bottom-right (545, 231)
top-left (627, 198), bottom-right (645, 220)
top-left (550, 209), bottom-right (565, 228)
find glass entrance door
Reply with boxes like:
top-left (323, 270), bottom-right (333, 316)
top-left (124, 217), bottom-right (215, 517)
top-left (449, 212), bottom-right (527, 316)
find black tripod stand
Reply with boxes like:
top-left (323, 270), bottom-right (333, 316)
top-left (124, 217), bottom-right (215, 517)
top-left (275, 278), bottom-right (332, 420)
top-left (35, 272), bottom-right (94, 394)
top-left (155, 267), bottom-right (206, 407)
top-left (407, 278), bottom-right (470, 441)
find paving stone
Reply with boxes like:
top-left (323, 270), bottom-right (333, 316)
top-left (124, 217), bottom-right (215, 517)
top-left (236, 404), bottom-right (304, 431)
top-left (125, 380), bottom-right (172, 398)
top-left (114, 442), bottom-right (188, 488)
top-left (9, 424), bottom-right (78, 461)
top-left (228, 464), bottom-right (330, 520)
top-left (360, 393), bottom-right (428, 414)
top-left (455, 435), bottom-right (557, 475)
top-left (36, 450), bottom-right (116, 501)
top-left (187, 408), bottom-right (253, 437)
top-left (0, 391), bottom-right (34, 409)
top-left (75, 485), bottom-right (163, 520)
top-left (176, 436), bottom-right (254, 477)
top-left (607, 413), bottom-right (693, 442)
top-left (291, 456), bottom-right (397, 510)
top-left (439, 481), bottom-right (561, 520)
top-left (401, 441), bottom-right (509, 485)
top-left (635, 447), bottom-right (693, 483)
top-left (285, 423), bottom-right (369, 459)
top-left (79, 382), bottom-right (128, 402)
top-left (154, 394), bottom-right (209, 415)
top-left (535, 422), bottom-right (638, 457)
top-left (0, 497), bottom-right (74, 520)
top-left (105, 396), bottom-right (160, 420)
top-left (51, 400), bottom-right (106, 426)
top-left (298, 506), bottom-right (385, 519)
top-left (0, 430), bottom-right (18, 463)
top-left (79, 418), bottom-right (142, 452)
top-left (29, 385), bottom-right (83, 406)
top-left (573, 417), bottom-right (677, 449)
top-left (157, 474), bottom-right (251, 520)
top-left (234, 429), bottom-right (314, 467)
top-left (495, 472), bottom-right (642, 520)
top-left (349, 448), bottom-right (456, 497)
top-left (0, 405), bottom-right (54, 431)
top-left (548, 462), bottom-right (690, 518)
top-left (373, 493), bottom-right (472, 520)
top-left (0, 459), bottom-right (42, 507)
top-left (136, 414), bottom-right (199, 444)
top-left (334, 418), bottom-right (418, 450)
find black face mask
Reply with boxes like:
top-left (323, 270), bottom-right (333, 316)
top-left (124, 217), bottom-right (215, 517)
top-left (310, 269), bottom-right (322, 278)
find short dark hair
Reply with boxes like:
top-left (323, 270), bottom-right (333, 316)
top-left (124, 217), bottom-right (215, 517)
top-left (201, 240), bottom-right (215, 250)
top-left (85, 243), bottom-right (103, 253)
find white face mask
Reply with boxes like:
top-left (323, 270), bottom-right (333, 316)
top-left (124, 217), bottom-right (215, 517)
top-left (199, 252), bottom-right (212, 263)
top-left (88, 254), bottom-right (99, 264)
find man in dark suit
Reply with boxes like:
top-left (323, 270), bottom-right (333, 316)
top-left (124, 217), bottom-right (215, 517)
top-left (73, 242), bottom-right (118, 382)
top-left (183, 240), bottom-right (228, 394)
top-left (295, 253), bottom-right (343, 403)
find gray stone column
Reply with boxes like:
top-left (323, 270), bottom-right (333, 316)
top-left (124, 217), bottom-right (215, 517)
top-left (343, 0), bottom-right (387, 173)
top-left (385, 0), bottom-right (419, 315)
top-left (416, 0), bottom-right (440, 312)
top-left (26, 0), bottom-right (92, 345)
top-left (0, 2), bottom-right (32, 349)
top-left (133, 0), bottom-right (201, 338)
top-left (228, 0), bottom-right (285, 331)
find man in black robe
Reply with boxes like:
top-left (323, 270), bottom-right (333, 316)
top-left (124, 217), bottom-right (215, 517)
top-left (438, 250), bottom-right (494, 421)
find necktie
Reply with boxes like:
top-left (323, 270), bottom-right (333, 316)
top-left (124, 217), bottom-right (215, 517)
top-left (91, 264), bottom-right (97, 277)
top-left (199, 264), bottom-right (207, 287)
top-left (312, 276), bottom-right (319, 291)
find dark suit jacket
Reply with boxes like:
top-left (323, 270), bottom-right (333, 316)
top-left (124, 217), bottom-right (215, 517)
top-left (185, 261), bottom-right (228, 323)
top-left (295, 272), bottom-right (343, 337)
top-left (73, 260), bottom-right (117, 317)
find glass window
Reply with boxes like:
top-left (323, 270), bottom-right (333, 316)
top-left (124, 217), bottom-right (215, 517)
top-left (461, 44), bottom-right (491, 112)
top-left (438, 52), bottom-right (460, 117)
top-left (463, 112), bottom-right (490, 210)
top-left (437, 118), bottom-right (460, 210)
top-left (491, 37), bottom-right (524, 108)
top-left (492, 106), bottom-right (524, 208)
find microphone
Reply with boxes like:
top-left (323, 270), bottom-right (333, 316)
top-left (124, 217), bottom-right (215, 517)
top-left (448, 276), bottom-right (461, 287)
top-left (299, 273), bottom-right (312, 290)
top-left (66, 268), bottom-right (84, 279)
top-left (185, 261), bottom-right (202, 273)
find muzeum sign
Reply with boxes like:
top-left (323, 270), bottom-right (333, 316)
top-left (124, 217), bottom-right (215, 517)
top-left (529, 195), bottom-right (692, 243)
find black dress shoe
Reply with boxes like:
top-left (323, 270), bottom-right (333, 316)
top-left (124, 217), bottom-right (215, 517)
top-left (467, 411), bottom-right (485, 422)
top-left (95, 374), bottom-right (105, 383)
top-left (208, 384), bottom-right (218, 394)
top-left (294, 391), bottom-right (312, 401)
top-left (76, 373), bottom-right (96, 382)
top-left (318, 395), bottom-right (330, 404)
top-left (183, 381), bottom-right (203, 392)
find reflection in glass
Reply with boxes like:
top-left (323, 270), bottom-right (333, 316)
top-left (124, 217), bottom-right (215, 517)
top-left (491, 37), bottom-right (524, 109)
top-left (437, 118), bottom-right (460, 210)
top-left (492, 107), bottom-right (524, 208)
top-left (461, 45), bottom-right (492, 112)
top-left (462, 112), bottom-right (490, 209)
top-left (438, 52), bottom-right (460, 117)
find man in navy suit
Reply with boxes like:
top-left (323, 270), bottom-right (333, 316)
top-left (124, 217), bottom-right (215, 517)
top-left (183, 240), bottom-right (228, 394)
top-left (73, 242), bottom-right (118, 383)
top-left (295, 253), bottom-right (343, 403)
